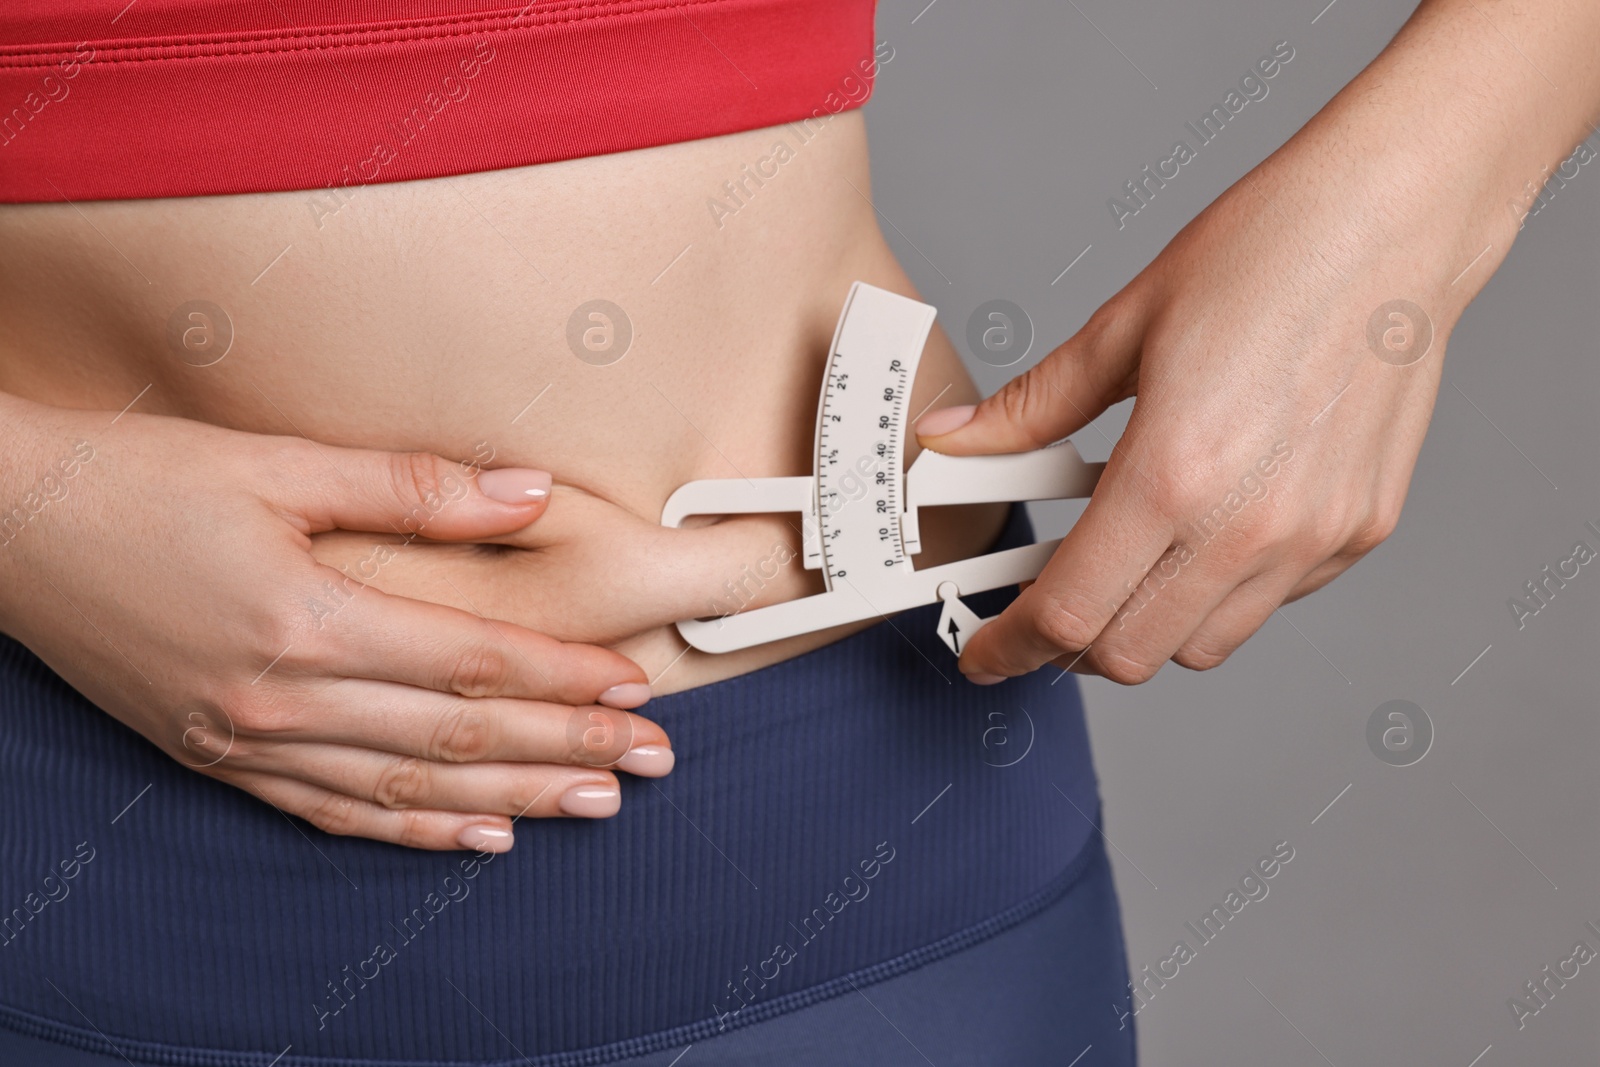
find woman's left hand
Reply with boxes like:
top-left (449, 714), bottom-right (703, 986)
top-left (912, 0), bottom-right (1600, 685)
top-left (914, 0), bottom-right (1600, 686)
top-left (917, 146), bottom-right (1458, 685)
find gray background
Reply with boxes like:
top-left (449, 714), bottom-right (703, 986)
top-left (866, 0), bottom-right (1598, 1063)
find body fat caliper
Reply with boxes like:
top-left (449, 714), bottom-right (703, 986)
top-left (661, 282), bottom-right (1104, 656)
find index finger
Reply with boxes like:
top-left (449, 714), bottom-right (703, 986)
top-left (316, 577), bottom-right (650, 707)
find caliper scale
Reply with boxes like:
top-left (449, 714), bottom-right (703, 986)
top-left (661, 282), bottom-right (1103, 655)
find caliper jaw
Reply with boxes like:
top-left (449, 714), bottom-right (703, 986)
top-left (902, 442), bottom-right (1104, 653)
top-left (899, 441), bottom-right (1101, 556)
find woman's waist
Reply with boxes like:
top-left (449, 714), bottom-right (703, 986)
top-left (0, 114), bottom-right (1001, 689)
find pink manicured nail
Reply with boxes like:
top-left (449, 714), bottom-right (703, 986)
top-left (966, 672), bottom-right (1007, 686)
top-left (559, 785), bottom-right (621, 818)
top-left (458, 824), bottom-right (514, 852)
top-left (478, 467), bottom-right (552, 503)
top-left (615, 744), bottom-right (675, 777)
top-left (915, 404), bottom-right (976, 437)
top-left (598, 682), bottom-right (651, 709)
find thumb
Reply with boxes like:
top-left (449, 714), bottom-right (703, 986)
top-left (274, 444), bottom-right (554, 540)
top-left (914, 311), bottom-right (1142, 456)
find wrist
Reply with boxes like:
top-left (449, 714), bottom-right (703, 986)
top-left (1240, 121), bottom-right (1499, 336)
top-left (1244, 92), bottom-right (1529, 335)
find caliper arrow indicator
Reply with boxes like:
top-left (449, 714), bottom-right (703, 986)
top-left (935, 584), bottom-right (986, 656)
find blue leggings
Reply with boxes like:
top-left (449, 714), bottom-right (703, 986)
top-left (0, 834), bottom-right (1135, 1066)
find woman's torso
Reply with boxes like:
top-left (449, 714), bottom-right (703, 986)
top-left (0, 112), bottom-right (1005, 691)
top-left (0, 24), bottom-right (1112, 1066)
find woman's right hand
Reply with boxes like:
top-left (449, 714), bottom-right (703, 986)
top-left (0, 393), bottom-right (673, 852)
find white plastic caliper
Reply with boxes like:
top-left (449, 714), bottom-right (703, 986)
top-left (661, 282), bottom-right (1103, 656)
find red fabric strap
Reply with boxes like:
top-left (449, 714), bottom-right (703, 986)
top-left (0, 0), bottom-right (879, 202)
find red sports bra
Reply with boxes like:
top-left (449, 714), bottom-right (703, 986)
top-left (0, 1), bottom-right (880, 203)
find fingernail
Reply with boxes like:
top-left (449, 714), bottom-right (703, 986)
top-left (478, 467), bottom-right (552, 503)
top-left (915, 404), bottom-right (976, 437)
top-left (598, 682), bottom-right (651, 709)
top-left (458, 824), bottom-right (514, 852)
top-left (965, 672), bottom-right (1007, 686)
top-left (615, 744), bottom-right (675, 777)
top-left (559, 785), bottom-right (621, 818)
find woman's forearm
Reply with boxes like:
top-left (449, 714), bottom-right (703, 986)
top-left (1383, 0), bottom-right (1599, 174)
top-left (1268, 0), bottom-right (1600, 315)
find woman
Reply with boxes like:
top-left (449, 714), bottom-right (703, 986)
top-left (0, 0), bottom-right (1594, 1064)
